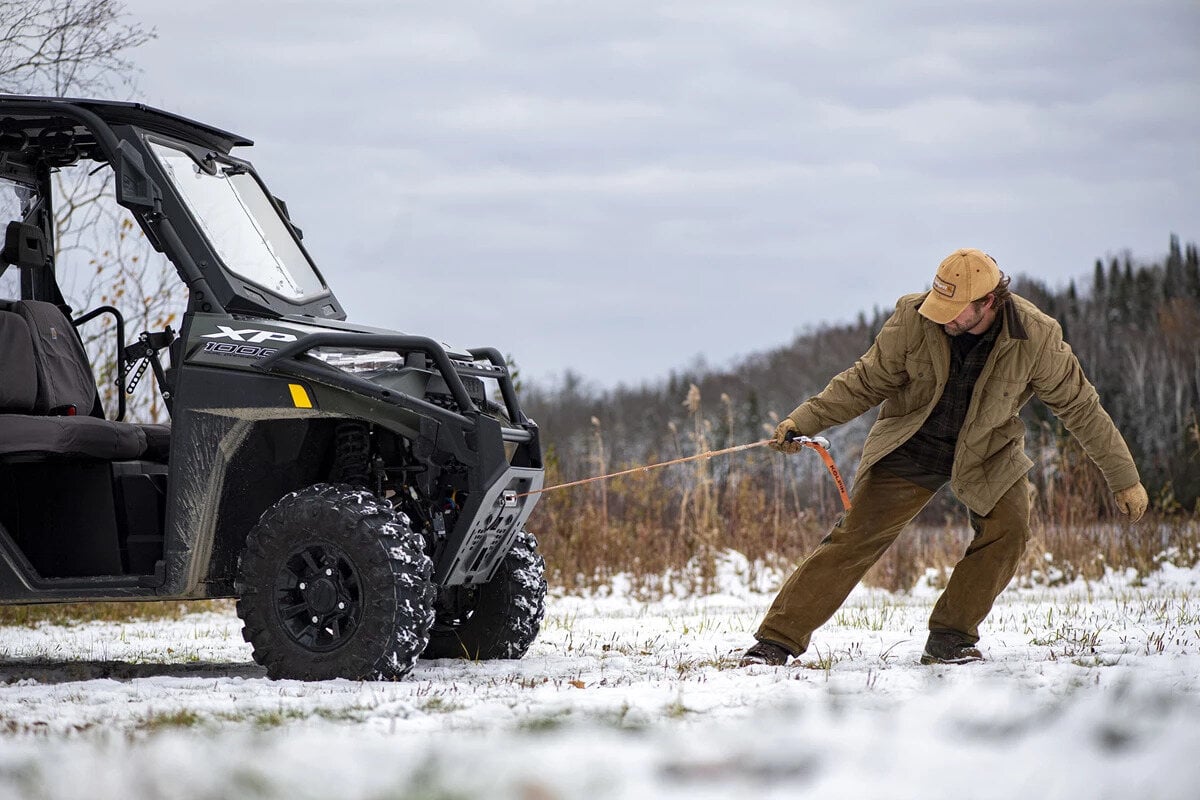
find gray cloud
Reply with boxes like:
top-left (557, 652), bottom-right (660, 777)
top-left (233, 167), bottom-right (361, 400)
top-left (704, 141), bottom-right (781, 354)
top-left (123, 0), bottom-right (1199, 387)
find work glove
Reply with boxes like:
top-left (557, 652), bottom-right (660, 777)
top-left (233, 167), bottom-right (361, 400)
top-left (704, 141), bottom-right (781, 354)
top-left (1113, 482), bottom-right (1149, 523)
top-left (770, 418), bottom-right (803, 454)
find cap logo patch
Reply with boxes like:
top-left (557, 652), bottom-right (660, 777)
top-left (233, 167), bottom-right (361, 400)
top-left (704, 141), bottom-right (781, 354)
top-left (932, 275), bottom-right (956, 298)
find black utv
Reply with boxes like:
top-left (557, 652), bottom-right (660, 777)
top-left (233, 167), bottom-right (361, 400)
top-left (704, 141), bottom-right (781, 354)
top-left (0, 96), bottom-right (547, 680)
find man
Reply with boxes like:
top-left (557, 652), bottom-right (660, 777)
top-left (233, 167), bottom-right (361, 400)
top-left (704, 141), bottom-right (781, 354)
top-left (740, 248), bottom-right (1148, 667)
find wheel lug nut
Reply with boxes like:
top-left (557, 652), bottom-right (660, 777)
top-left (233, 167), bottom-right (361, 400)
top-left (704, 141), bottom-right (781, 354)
top-left (338, 602), bottom-right (345, 610)
top-left (312, 616), bottom-right (319, 623)
top-left (299, 582), bottom-right (306, 590)
top-left (325, 568), bottom-right (333, 576)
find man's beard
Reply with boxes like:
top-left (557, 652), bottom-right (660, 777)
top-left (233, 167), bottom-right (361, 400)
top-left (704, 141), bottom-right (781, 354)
top-left (943, 304), bottom-right (987, 336)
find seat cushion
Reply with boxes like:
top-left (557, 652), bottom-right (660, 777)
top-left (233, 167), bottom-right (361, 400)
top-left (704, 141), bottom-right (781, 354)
top-left (0, 415), bottom-right (147, 460)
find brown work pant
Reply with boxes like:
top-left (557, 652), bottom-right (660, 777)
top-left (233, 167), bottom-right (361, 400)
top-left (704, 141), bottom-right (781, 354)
top-left (756, 467), bottom-right (1031, 655)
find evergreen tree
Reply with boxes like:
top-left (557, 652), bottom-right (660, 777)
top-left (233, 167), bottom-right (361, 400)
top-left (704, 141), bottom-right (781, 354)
top-left (1133, 265), bottom-right (1156, 319)
top-left (1108, 258), bottom-right (1125, 321)
top-left (1185, 243), bottom-right (1200, 299)
top-left (1165, 234), bottom-right (1184, 300)
top-left (1093, 259), bottom-right (1106, 299)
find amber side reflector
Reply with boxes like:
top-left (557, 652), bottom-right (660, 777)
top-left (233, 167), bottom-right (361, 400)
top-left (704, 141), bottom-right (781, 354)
top-left (288, 383), bottom-right (313, 409)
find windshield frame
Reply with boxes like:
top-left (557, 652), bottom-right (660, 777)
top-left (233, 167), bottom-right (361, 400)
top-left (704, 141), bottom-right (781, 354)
top-left (143, 133), bottom-right (330, 306)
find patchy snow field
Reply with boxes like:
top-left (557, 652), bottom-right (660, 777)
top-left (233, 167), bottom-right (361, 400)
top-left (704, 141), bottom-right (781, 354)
top-left (2, 558), bottom-right (1200, 799)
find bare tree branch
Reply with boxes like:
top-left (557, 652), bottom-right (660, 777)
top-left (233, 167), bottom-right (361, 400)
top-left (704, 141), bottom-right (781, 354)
top-left (0, 0), bottom-right (154, 95)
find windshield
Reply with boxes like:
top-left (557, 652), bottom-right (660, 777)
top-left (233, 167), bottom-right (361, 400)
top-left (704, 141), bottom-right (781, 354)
top-left (148, 140), bottom-right (325, 302)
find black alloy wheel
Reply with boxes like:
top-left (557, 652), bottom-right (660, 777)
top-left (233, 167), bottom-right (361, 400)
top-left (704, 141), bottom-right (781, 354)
top-left (275, 542), bottom-right (362, 652)
top-left (236, 483), bottom-right (435, 680)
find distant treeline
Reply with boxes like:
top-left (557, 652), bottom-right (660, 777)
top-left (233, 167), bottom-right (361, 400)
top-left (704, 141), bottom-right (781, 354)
top-left (523, 235), bottom-right (1200, 519)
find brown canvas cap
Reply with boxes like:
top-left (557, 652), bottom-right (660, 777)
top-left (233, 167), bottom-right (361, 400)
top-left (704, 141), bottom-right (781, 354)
top-left (918, 248), bottom-right (1001, 324)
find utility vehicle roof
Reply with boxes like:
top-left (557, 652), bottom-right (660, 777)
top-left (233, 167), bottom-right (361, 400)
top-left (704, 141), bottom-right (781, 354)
top-left (0, 95), bottom-right (252, 155)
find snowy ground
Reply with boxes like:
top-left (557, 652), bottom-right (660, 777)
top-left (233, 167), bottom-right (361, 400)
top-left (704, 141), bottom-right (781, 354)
top-left (2, 558), bottom-right (1200, 799)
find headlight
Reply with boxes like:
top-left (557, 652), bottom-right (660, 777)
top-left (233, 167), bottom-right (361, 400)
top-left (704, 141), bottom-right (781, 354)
top-left (308, 347), bottom-right (406, 374)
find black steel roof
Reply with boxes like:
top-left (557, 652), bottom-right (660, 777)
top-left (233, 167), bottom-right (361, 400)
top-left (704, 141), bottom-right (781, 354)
top-left (0, 94), bottom-right (253, 153)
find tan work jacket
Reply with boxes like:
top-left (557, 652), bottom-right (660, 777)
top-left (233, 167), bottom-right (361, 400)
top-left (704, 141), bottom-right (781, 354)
top-left (787, 292), bottom-right (1140, 515)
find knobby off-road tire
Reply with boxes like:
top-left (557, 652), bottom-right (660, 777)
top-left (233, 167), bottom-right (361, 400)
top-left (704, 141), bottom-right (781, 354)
top-left (235, 483), bottom-right (435, 680)
top-left (421, 529), bottom-right (547, 660)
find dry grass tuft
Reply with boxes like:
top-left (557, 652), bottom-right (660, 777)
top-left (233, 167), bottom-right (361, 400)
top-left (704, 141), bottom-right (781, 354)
top-left (0, 600), bottom-right (235, 627)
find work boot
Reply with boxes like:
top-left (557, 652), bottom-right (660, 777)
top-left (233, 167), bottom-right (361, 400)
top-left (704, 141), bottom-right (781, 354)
top-left (920, 631), bottom-right (983, 665)
top-left (738, 639), bottom-right (791, 667)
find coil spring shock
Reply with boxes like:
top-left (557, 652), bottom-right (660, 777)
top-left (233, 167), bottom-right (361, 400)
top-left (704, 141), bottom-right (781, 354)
top-left (330, 421), bottom-right (370, 488)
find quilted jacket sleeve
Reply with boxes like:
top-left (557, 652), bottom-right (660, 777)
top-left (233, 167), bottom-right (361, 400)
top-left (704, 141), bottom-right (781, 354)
top-left (1029, 318), bottom-right (1141, 493)
top-left (787, 298), bottom-right (912, 436)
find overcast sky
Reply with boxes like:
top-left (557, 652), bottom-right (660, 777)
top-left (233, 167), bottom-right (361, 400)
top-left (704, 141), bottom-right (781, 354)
top-left (122, 0), bottom-right (1199, 388)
